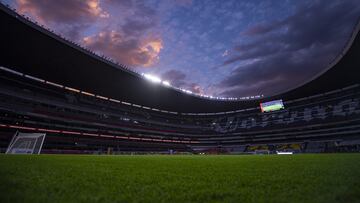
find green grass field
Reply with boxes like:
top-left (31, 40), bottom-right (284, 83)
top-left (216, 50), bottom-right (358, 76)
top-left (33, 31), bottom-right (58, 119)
top-left (0, 154), bottom-right (359, 203)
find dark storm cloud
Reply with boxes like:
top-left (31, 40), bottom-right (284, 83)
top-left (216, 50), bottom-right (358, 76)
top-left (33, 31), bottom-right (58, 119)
top-left (219, 0), bottom-right (360, 97)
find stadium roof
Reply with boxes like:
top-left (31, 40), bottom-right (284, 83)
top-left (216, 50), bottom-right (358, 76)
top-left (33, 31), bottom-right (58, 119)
top-left (1, 4), bottom-right (360, 113)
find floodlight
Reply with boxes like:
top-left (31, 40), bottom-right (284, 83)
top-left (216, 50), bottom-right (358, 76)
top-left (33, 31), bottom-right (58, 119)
top-left (143, 74), bottom-right (161, 83)
top-left (162, 81), bottom-right (171, 86)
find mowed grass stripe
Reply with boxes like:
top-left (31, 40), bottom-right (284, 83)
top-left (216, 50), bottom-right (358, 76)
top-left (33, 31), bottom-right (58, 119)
top-left (0, 154), bottom-right (359, 203)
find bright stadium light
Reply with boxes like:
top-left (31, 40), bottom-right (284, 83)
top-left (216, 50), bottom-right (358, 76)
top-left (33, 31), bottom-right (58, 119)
top-left (143, 73), bottom-right (161, 83)
top-left (162, 81), bottom-right (171, 86)
top-left (138, 73), bottom-right (264, 100)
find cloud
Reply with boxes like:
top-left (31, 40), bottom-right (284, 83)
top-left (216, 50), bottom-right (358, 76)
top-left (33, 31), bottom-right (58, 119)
top-left (121, 18), bottom-right (157, 36)
top-left (161, 70), bottom-right (186, 87)
top-left (242, 21), bottom-right (282, 36)
top-left (218, 50), bottom-right (327, 96)
top-left (12, 0), bottom-right (360, 97)
top-left (218, 0), bottom-right (360, 97)
top-left (222, 50), bottom-right (229, 57)
top-left (79, 0), bottom-right (162, 67)
top-left (16, 0), bottom-right (108, 40)
top-left (103, 0), bottom-right (133, 8)
top-left (15, 0), bottom-right (163, 67)
top-left (16, 0), bottom-right (106, 23)
top-left (83, 31), bottom-right (163, 67)
top-left (187, 83), bottom-right (203, 94)
top-left (161, 70), bottom-right (203, 94)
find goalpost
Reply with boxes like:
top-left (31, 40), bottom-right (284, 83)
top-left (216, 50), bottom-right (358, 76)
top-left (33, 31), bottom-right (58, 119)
top-left (5, 131), bottom-right (46, 154)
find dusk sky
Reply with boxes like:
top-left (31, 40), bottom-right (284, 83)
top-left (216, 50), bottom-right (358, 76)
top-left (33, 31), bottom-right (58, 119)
top-left (5, 0), bottom-right (360, 98)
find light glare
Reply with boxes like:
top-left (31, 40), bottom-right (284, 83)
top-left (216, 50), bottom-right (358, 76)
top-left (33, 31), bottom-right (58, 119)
top-left (162, 81), bottom-right (171, 86)
top-left (143, 74), bottom-right (161, 83)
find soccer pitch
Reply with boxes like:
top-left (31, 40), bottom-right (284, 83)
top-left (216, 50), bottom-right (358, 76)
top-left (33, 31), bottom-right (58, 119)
top-left (0, 154), bottom-right (359, 203)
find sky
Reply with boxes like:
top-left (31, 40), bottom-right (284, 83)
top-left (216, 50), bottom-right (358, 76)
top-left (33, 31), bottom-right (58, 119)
top-left (4, 0), bottom-right (360, 98)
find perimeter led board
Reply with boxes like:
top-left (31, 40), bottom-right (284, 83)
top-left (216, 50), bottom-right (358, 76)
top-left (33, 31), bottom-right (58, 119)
top-left (260, 100), bottom-right (284, 112)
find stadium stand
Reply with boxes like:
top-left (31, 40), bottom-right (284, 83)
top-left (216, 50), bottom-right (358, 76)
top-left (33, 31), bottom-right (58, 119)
top-left (0, 3), bottom-right (360, 154)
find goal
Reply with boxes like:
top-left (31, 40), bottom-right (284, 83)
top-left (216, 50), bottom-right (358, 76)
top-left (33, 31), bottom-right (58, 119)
top-left (6, 131), bottom-right (46, 154)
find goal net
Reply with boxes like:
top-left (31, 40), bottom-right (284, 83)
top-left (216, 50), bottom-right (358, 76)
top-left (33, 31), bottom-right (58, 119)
top-left (6, 131), bottom-right (46, 154)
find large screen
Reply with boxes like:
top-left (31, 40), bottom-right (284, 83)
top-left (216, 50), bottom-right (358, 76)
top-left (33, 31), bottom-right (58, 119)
top-left (260, 100), bottom-right (284, 112)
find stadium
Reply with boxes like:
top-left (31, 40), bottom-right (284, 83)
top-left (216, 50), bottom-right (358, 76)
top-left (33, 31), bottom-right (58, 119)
top-left (0, 1), bottom-right (360, 202)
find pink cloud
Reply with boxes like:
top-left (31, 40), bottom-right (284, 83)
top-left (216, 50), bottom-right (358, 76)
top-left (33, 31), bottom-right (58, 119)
top-left (16, 0), bottom-right (107, 24)
top-left (83, 31), bottom-right (163, 67)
